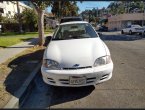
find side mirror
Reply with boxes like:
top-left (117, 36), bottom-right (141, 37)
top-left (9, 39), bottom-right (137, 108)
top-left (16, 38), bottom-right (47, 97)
top-left (44, 36), bottom-right (52, 46)
top-left (98, 32), bottom-right (102, 36)
top-left (56, 24), bottom-right (59, 28)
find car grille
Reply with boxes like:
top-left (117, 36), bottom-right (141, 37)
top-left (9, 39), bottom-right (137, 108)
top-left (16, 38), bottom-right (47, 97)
top-left (47, 77), bottom-right (56, 83)
top-left (59, 77), bottom-right (96, 85)
top-left (100, 74), bottom-right (109, 80)
top-left (47, 74), bottom-right (109, 85)
top-left (62, 66), bottom-right (92, 70)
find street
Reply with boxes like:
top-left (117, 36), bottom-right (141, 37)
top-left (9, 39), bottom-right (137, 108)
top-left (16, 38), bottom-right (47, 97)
top-left (21, 32), bottom-right (145, 108)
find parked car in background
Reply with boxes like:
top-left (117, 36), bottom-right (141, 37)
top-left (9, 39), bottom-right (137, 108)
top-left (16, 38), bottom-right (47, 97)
top-left (121, 25), bottom-right (144, 35)
top-left (98, 25), bottom-right (108, 32)
top-left (142, 26), bottom-right (145, 31)
top-left (60, 17), bottom-right (83, 24)
top-left (41, 21), bottom-right (113, 87)
top-left (95, 24), bottom-right (101, 31)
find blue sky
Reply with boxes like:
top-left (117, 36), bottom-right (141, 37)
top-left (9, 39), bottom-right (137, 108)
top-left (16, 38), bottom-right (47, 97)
top-left (77, 1), bottom-right (111, 13)
top-left (46, 1), bottom-right (111, 14)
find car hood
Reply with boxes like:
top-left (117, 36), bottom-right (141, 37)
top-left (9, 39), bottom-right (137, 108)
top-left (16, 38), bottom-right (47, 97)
top-left (44, 38), bottom-right (107, 68)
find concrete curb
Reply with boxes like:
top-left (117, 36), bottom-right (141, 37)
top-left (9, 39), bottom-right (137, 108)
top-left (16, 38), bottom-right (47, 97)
top-left (4, 62), bottom-right (42, 108)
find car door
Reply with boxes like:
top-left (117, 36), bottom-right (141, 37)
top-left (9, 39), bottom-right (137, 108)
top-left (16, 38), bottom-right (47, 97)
top-left (126, 25), bottom-right (131, 33)
top-left (123, 26), bottom-right (128, 33)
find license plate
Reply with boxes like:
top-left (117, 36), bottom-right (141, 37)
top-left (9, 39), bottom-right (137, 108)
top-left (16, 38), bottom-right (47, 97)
top-left (69, 76), bottom-right (86, 85)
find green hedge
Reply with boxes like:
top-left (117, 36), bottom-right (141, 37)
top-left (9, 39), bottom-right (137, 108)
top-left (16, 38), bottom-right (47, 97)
top-left (0, 23), bottom-right (38, 33)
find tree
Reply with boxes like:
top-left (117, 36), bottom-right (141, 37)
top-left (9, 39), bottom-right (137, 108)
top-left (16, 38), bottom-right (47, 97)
top-left (107, 1), bottom-right (145, 15)
top-left (30, 1), bottom-right (52, 46)
top-left (16, 1), bottom-right (23, 33)
top-left (1, 15), bottom-right (17, 23)
top-left (0, 14), bottom-right (3, 23)
top-left (21, 9), bottom-right (38, 31)
top-left (51, 1), bottom-right (79, 18)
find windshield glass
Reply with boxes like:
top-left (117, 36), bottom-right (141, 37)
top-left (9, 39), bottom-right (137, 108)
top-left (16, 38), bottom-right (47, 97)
top-left (53, 23), bottom-right (98, 40)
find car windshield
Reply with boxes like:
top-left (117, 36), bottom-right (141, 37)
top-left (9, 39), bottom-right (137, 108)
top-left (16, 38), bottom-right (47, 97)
top-left (53, 23), bottom-right (98, 40)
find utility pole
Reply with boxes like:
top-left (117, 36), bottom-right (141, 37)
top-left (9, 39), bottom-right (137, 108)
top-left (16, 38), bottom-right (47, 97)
top-left (16, 1), bottom-right (23, 33)
top-left (59, 1), bottom-right (61, 22)
top-left (142, 2), bottom-right (145, 26)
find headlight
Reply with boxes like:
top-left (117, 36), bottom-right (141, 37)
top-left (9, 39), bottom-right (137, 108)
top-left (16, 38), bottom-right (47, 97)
top-left (42, 59), bottom-right (61, 70)
top-left (94, 55), bottom-right (111, 67)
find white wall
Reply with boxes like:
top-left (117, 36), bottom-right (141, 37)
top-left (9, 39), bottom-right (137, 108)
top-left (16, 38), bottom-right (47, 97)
top-left (0, 1), bottom-right (32, 18)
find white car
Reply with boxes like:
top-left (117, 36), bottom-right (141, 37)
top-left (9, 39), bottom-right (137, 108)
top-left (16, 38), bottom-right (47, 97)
top-left (121, 25), bottom-right (144, 35)
top-left (41, 21), bottom-right (113, 87)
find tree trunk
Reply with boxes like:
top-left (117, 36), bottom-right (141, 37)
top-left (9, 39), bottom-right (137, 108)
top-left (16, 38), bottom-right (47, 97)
top-left (37, 9), bottom-right (45, 46)
top-left (16, 1), bottom-right (23, 33)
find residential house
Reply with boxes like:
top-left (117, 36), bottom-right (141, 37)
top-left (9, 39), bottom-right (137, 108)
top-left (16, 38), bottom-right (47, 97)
top-left (108, 13), bottom-right (145, 30)
top-left (0, 1), bottom-right (31, 18)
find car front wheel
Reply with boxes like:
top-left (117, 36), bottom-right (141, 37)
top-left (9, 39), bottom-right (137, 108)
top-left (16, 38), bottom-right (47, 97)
top-left (129, 30), bottom-right (132, 35)
top-left (121, 30), bottom-right (124, 34)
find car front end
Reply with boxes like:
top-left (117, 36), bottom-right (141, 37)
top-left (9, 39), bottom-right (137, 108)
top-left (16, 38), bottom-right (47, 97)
top-left (133, 28), bottom-right (144, 33)
top-left (41, 57), bottom-right (113, 87)
top-left (41, 21), bottom-right (113, 87)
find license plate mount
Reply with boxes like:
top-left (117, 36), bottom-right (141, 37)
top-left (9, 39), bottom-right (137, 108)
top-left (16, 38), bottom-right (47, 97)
top-left (69, 76), bottom-right (86, 85)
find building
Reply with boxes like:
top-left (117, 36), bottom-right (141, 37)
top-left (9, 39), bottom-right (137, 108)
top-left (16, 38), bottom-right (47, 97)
top-left (0, 1), bottom-right (31, 18)
top-left (108, 13), bottom-right (145, 31)
top-left (44, 12), bottom-right (58, 29)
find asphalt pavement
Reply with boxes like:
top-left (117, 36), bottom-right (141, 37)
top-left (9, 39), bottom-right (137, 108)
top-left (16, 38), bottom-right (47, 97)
top-left (21, 32), bottom-right (145, 108)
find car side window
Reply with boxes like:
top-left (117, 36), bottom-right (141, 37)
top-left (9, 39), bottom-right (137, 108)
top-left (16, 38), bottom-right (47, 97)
top-left (85, 24), bottom-right (98, 38)
top-left (126, 25), bottom-right (131, 28)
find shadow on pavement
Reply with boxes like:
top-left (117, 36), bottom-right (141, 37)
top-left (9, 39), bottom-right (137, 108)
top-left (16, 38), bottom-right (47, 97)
top-left (20, 73), bottom-right (95, 108)
top-left (100, 34), bottom-right (145, 41)
top-left (50, 85), bottom-right (95, 106)
top-left (3, 49), bottom-right (44, 99)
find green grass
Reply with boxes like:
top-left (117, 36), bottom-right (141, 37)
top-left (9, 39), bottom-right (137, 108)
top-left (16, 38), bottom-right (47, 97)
top-left (0, 31), bottom-right (53, 47)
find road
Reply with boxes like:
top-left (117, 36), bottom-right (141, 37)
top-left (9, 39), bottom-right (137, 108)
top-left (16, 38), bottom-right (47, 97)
top-left (21, 32), bottom-right (145, 108)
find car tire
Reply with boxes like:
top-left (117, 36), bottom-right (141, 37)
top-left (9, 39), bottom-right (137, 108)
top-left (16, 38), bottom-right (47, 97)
top-left (129, 30), bottom-right (132, 35)
top-left (121, 30), bottom-right (124, 34)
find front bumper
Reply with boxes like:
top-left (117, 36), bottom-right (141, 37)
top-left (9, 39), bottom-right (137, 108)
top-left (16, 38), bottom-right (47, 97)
top-left (41, 61), bottom-right (113, 87)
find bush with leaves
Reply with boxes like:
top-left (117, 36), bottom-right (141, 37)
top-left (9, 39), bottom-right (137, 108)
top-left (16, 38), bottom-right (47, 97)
top-left (14, 8), bottom-right (38, 32)
top-left (22, 8), bottom-right (38, 31)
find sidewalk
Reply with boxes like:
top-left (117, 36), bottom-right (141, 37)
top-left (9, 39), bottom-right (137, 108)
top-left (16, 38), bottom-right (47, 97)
top-left (0, 34), bottom-right (52, 64)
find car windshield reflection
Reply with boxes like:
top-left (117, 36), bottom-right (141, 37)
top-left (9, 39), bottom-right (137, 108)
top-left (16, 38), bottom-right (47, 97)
top-left (52, 23), bottom-right (98, 40)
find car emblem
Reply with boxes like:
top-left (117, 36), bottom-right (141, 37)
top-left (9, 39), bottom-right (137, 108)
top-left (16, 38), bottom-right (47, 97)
top-left (73, 64), bottom-right (79, 67)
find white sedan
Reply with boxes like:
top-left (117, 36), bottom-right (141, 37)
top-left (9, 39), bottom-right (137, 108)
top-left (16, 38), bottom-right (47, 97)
top-left (121, 25), bottom-right (144, 35)
top-left (41, 21), bottom-right (113, 87)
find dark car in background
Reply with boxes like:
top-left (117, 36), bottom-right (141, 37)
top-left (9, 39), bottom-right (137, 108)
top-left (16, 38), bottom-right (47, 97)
top-left (99, 25), bottom-right (108, 32)
top-left (60, 17), bottom-right (83, 24)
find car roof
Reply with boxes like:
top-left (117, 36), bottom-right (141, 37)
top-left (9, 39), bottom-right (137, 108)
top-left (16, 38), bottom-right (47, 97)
top-left (60, 17), bottom-right (83, 23)
top-left (60, 21), bottom-right (88, 25)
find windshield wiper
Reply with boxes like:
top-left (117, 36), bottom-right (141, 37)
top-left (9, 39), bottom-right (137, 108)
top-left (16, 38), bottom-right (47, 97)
top-left (52, 38), bottom-right (62, 40)
top-left (71, 36), bottom-right (90, 39)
